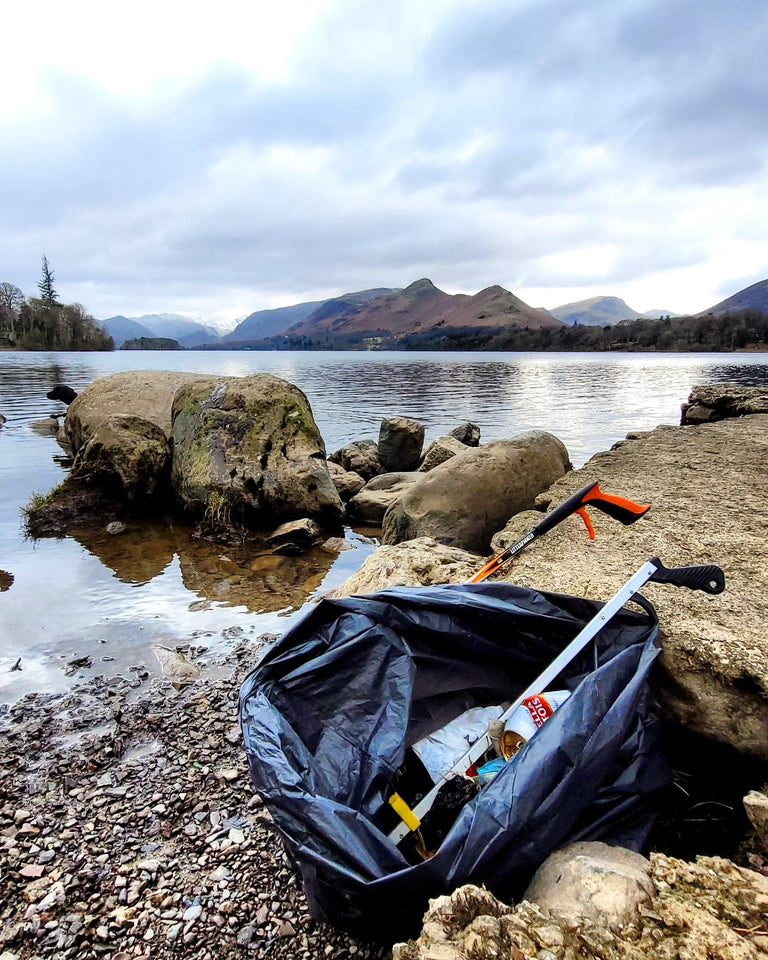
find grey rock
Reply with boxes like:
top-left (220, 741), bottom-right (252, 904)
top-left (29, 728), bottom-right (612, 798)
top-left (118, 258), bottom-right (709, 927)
top-left (266, 519), bottom-right (323, 549)
top-left (449, 421), bottom-right (481, 446)
top-left (382, 432), bottom-right (571, 553)
top-left (347, 472), bottom-right (422, 525)
top-left (419, 435), bottom-right (467, 472)
top-left (171, 374), bottom-right (344, 525)
top-left (70, 415), bottom-right (171, 503)
top-left (378, 417), bottom-right (425, 472)
top-left (106, 521), bottom-right (126, 535)
top-left (328, 439), bottom-right (384, 481)
top-left (744, 790), bottom-right (768, 852)
top-left (681, 383), bottom-right (768, 425)
top-left (523, 842), bottom-right (654, 933)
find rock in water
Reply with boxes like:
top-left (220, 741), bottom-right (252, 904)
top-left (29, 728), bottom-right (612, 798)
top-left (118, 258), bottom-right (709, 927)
top-left (171, 375), bottom-right (344, 525)
top-left (70, 415), bottom-right (171, 502)
top-left (378, 416), bottom-right (425, 471)
top-left (382, 431), bottom-right (571, 553)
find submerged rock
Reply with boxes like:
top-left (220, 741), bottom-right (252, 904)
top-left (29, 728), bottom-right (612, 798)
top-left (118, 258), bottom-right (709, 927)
top-left (382, 431), bottom-right (572, 553)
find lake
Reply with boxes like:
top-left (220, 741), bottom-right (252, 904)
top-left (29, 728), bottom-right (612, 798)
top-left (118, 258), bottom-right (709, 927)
top-left (1, 349), bottom-right (767, 703)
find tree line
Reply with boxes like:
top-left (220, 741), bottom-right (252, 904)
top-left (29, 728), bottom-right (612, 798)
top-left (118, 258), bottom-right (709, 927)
top-left (0, 256), bottom-right (113, 351)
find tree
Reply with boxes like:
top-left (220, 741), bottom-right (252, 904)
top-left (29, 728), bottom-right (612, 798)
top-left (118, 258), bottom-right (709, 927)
top-left (0, 282), bottom-right (25, 339)
top-left (38, 255), bottom-right (58, 304)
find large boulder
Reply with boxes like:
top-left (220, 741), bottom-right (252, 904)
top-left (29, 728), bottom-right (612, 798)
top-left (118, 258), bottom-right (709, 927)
top-left (171, 374), bottom-right (344, 525)
top-left (64, 370), bottom-right (209, 454)
top-left (381, 431), bottom-right (572, 553)
top-left (70, 414), bottom-right (171, 502)
top-left (331, 537), bottom-right (480, 597)
top-left (328, 440), bottom-right (384, 481)
top-left (346, 472), bottom-right (422, 524)
top-left (378, 416), bottom-right (425, 471)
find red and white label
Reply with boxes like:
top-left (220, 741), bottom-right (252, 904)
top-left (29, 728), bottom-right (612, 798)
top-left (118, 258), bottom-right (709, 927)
top-left (522, 694), bottom-right (554, 729)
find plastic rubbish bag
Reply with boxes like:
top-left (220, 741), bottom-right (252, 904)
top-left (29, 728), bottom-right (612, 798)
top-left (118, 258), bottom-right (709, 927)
top-left (239, 581), bottom-right (669, 940)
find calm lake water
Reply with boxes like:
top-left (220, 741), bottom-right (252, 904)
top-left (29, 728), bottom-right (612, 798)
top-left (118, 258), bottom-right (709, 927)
top-left (1, 349), bottom-right (767, 703)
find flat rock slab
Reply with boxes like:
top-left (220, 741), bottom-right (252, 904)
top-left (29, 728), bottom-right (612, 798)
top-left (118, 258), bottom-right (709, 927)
top-left (493, 415), bottom-right (768, 761)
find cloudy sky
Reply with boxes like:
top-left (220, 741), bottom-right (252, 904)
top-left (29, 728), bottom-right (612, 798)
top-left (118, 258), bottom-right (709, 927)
top-left (2, 0), bottom-right (767, 326)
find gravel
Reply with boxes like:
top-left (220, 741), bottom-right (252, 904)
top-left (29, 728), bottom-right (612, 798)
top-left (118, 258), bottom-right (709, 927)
top-left (0, 640), bottom-right (389, 960)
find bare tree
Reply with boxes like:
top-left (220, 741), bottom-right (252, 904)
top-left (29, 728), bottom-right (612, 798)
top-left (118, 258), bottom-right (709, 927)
top-left (0, 282), bottom-right (25, 339)
top-left (38, 255), bottom-right (58, 304)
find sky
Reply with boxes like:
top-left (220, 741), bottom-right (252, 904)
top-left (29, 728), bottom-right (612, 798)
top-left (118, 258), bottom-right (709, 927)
top-left (1, 0), bottom-right (767, 327)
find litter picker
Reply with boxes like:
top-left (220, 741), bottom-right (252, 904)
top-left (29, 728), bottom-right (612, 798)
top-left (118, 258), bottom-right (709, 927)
top-left (388, 556), bottom-right (725, 845)
top-left (468, 480), bottom-right (650, 584)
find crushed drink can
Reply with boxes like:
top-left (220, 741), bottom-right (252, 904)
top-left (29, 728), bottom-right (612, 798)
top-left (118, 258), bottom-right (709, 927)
top-left (499, 690), bottom-right (571, 760)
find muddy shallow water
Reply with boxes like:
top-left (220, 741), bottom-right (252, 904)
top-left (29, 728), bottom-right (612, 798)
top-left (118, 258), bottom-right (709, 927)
top-left (1, 349), bottom-right (767, 704)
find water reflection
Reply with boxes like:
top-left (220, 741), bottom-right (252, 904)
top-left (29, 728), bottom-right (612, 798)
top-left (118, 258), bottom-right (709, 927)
top-left (71, 520), bottom-right (339, 614)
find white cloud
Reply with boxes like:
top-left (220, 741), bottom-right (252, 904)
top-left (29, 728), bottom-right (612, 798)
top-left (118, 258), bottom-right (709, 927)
top-left (1, 0), bottom-right (767, 321)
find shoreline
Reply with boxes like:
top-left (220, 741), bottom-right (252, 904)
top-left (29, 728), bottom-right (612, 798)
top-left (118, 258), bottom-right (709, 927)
top-left (0, 643), bottom-right (388, 960)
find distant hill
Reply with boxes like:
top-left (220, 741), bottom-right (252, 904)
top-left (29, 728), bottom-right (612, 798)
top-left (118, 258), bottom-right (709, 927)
top-left (698, 278), bottom-right (768, 317)
top-left (120, 337), bottom-right (183, 351)
top-left (101, 313), bottom-right (221, 348)
top-left (286, 279), bottom-right (558, 338)
top-left (549, 296), bottom-right (645, 326)
top-left (225, 288), bottom-right (398, 343)
top-left (101, 316), bottom-right (156, 346)
top-left (642, 308), bottom-right (680, 319)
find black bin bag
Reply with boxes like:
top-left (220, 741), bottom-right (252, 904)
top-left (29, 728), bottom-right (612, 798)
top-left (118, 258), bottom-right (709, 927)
top-left (239, 581), bottom-right (669, 941)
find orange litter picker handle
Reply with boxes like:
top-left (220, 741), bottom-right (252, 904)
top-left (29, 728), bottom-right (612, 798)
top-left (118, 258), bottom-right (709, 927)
top-left (468, 481), bottom-right (650, 584)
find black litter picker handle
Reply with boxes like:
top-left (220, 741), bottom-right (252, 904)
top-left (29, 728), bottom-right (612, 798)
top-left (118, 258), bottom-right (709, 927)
top-left (469, 480), bottom-right (650, 583)
top-left (535, 480), bottom-right (650, 535)
top-left (648, 557), bottom-right (725, 594)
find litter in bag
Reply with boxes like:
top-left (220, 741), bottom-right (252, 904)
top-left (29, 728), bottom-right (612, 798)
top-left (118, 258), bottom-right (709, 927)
top-left (239, 581), bottom-right (669, 940)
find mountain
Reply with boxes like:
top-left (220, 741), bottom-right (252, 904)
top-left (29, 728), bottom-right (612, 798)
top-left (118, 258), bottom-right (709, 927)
top-left (225, 288), bottom-right (400, 343)
top-left (549, 297), bottom-right (645, 326)
top-left (642, 308), bottom-right (680, 319)
top-left (133, 314), bottom-right (222, 348)
top-left (101, 313), bottom-right (222, 348)
top-left (698, 278), bottom-right (768, 317)
top-left (286, 280), bottom-right (558, 338)
top-left (100, 316), bottom-right (156, 346)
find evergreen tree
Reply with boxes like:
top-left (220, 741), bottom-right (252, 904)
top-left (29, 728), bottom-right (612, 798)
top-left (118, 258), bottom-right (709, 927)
top-left (38, 255), bottom-right (58, 304)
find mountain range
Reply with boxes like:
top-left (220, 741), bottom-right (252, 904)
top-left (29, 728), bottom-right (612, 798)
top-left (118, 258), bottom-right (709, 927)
top-left (100, 313), bottom-right (223, 349)
top-left (100, 277), bottom-right (767, 348)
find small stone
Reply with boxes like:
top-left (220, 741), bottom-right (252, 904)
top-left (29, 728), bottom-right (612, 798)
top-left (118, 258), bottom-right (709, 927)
top-left (183, 903), bottom-right (202, 923)
top-left (106, 522), bottom-right (126, 535)
top-left (228, 828), bottom-right (245, 845)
